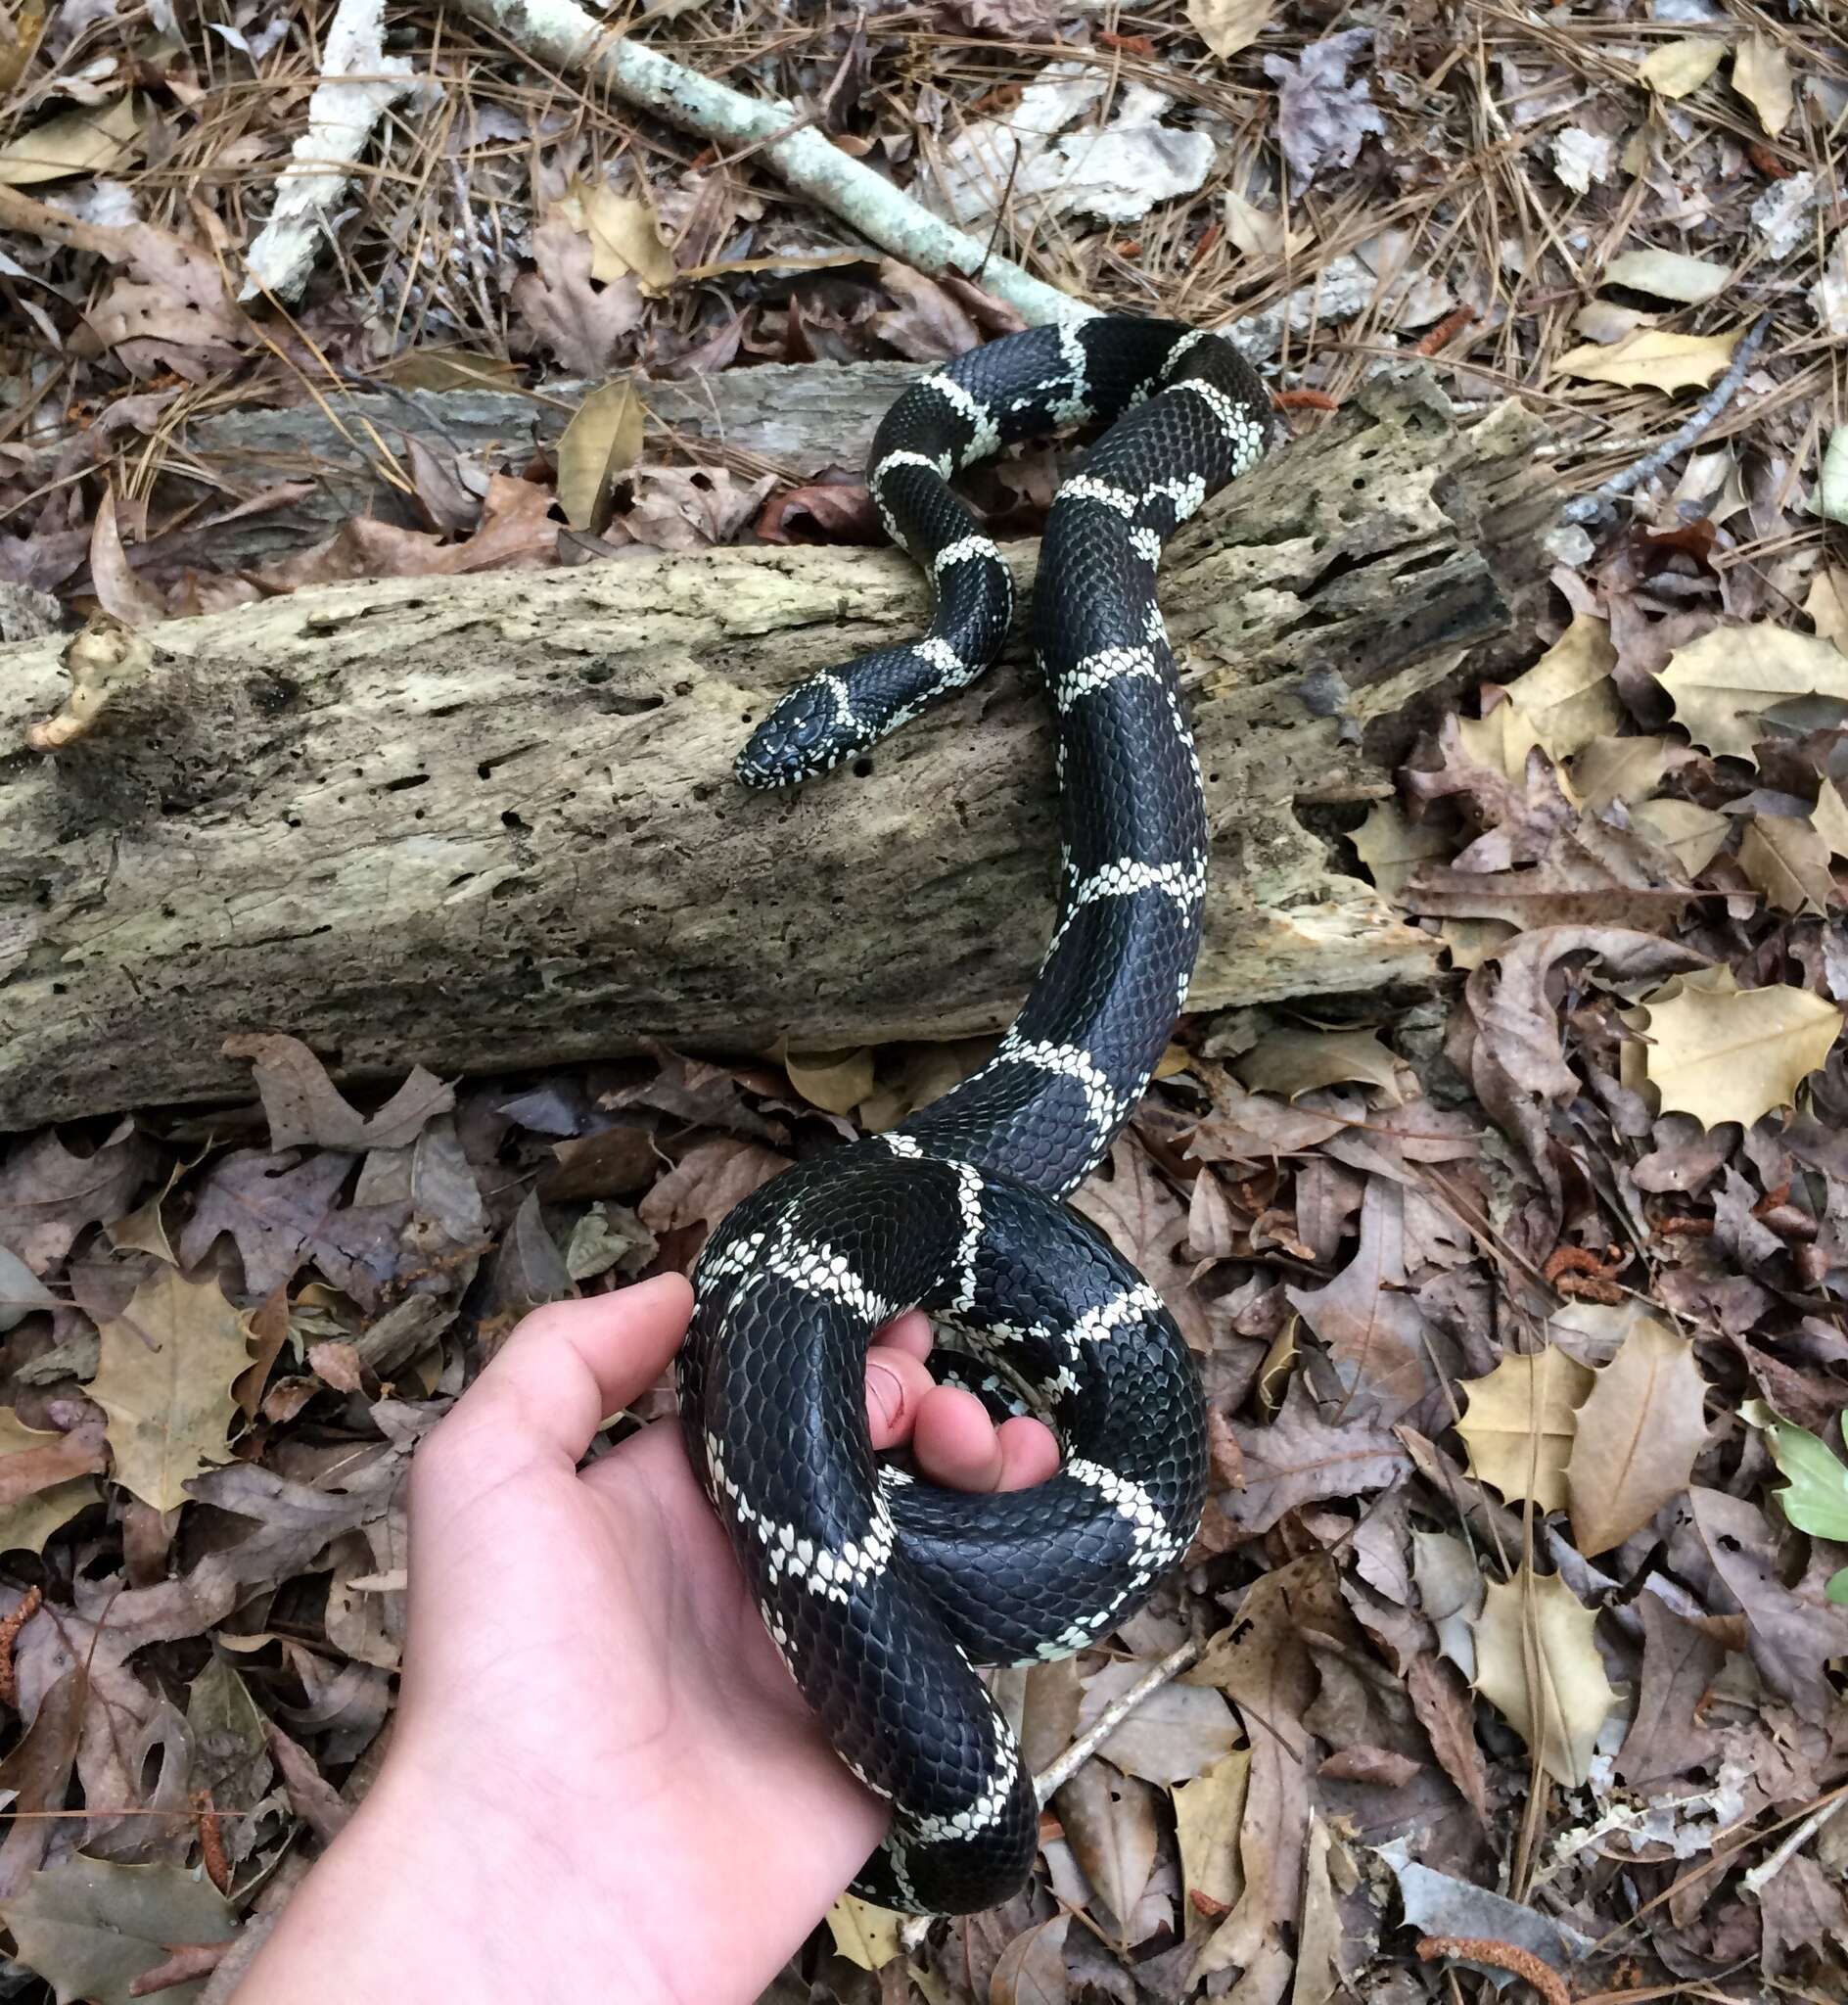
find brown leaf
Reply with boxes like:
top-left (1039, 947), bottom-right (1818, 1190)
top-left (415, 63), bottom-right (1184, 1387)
top-left (86, 490), bottom-right (165, 625)
top-left (868, 258), bottom-right (982, 361)
top-left (512, 217), bottom-right (646, 377)
top-left (222, 1035), bottom-right (453, 1152)
top-left (0, 1120), bottom-right (151, 1275)
top-left (1052, 1759), bottom-right (1157, 1932)
top-left (1220, 1377), bottom-right (1410, 1534)
top-left (1566, 1314), bottom-right (1709, 1554)
top-left (1688, 1487), bottom-right (1848, 1722)
top-left (178, 1148), bottom-right (355, 1298)
top-left (1183, 1559), bottom-right (1327, 2002)
top-left (555, 379), bottom-right (644, 534)
top-left (1615, 1594), bottom-right (1726, 1792)
top-left (1071, 1138), bottom-right (1214, 1353)
top-left (637, 1138), bottom-right (791, 1246)
top-left (0, 1409), bottom-right (108, 1507)
top-left (989, 1913), bottom-right (1070, 2004)
top-left (1405, 1654), bottom-right (1490, 1823)
top-left (1285, 1179), bottom-right (1447, 1419)
top-left (1077, 1659), bottom-right (1239, 1785)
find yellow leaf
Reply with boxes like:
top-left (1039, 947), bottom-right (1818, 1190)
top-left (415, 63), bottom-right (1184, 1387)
top-left (1630, 797), bottom-right (1729, 876)
top-left (0, 94), bottom-right (141, 186)
top-left (1440, 918), bottom-right (1516, 970)
top-left (0, 5), bottom-right (47, 96)
top-left (1812, 780), bottom-right (1848, 863)
top-left (555, 379), bottom-right (645, 532)
top-left (1504, 615), bottom-right (1622, 759)
top-left (1571, 735), bottom-right (1672, 813)
top-left (1554, 325), bottom-right (1742, 394)
top-left (1641, 980), bottom-right (1842, 1129)
top-left (1455, 702), bottom-right (1547, 786)
top-left (1186, 0), bottom-right (1274, 59)
top-left (1174, 1750), bottom-right (1249, 1928)
top-left (1737, 815), bottom-right (1833, 915)
top-left (90, 1269), bottom-right (251, 1512)
top-left (1732, 30), bottom-right (1793, 137)
top-left (0, 1411), bottom-right (99, 1557)
top-left (1601, 248), bottom-right (1730, 305)
top-left (1235, 1026), bottom-right (1404, 1104)
top-left (563, 181), bottom-right (675, 292)
top-left (1566, 1315), bottom-right (1709, 1555)
top-left (1803, 568), bottom-right (1848, 651)
top-left (1637, 39), bottom-right (1725, 98)
top-left (1350, 799), bottom-right (1448, 904)
top-left (1455, 1346), bottom-right (1594, 1513)
top-left (782, 1045), bottom-right (876, 1117)
top-left (1658, 624), bottom-right (1848, 763)
top-left (1473, 1566), bottom-right (1618, 1786)
top-left (826, 1891), bottom-right (901, 1969)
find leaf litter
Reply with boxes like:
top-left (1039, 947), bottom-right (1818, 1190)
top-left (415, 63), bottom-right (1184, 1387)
top-left (1, 0), bottom-right (1846, 1999)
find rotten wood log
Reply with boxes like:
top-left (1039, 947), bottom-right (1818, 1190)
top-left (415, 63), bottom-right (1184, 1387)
top-left (0, 366), bottom-right (1555, 1131)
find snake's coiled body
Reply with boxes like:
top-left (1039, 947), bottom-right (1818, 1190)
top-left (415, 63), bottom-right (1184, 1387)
top-left (677, 319), bottom-right (1270, 1913)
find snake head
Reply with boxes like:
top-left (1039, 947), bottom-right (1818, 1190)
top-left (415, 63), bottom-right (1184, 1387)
top-left (735, 678), bottom-right (849, 789)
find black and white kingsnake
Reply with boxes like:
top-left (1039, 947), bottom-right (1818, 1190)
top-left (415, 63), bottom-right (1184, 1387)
top-left (677, 318), bottom-right (1270, 1914)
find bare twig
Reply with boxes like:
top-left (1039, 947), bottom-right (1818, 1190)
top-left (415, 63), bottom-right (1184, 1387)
top-left (1739, 1795), bottom-right (1846, 1899)
top-left (1031, 1636), bottom-right (1200, 1804)
top-left (446, 0), bottom-right (1086, 326)
top-left (1559, 312), bottom-right (1772, 527)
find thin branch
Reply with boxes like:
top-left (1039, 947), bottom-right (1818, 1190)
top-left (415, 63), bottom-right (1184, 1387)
top-left (1559, 312), bottom-right (1772, 527)
top-left (448, 0), bottom-right (1088, 327)
top-left (1032, 1637), bottom-right (1200, 1804)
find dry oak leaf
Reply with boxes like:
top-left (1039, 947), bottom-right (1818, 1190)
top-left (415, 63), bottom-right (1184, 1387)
top-left (1472, 1566), bottom-right (1617, 1787)
top-left (1220, 1376), bottom-right (1409, 1533)
top-left (1350, 799), bottom-right (1449, 904)
top-left (561, 180), bottom-right (675, 293)
top-left (90, 1269), bottom-right (251, 1513)
top-left (1641, 980), bottom-right (1841, 1129)
top-left (1235, 1026), bottom-right (1403, 1104)
top-left (1553, 326), bottom-right (1743, 395)
top-left (1657, 624), bottom-right (1848, 763)
top-left (223, 1034), bottom-right (453, 1152)
top-left (1454, 1345), bottom-right (1594, 1513)
top-left (1565, 1314), bottom-right (1708, 1555)
top-left (0, 1408), bottom-right (104, 1556)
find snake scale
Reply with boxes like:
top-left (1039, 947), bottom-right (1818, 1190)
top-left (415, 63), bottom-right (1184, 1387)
top-left (676, 317), bottom-right (1270, 1913)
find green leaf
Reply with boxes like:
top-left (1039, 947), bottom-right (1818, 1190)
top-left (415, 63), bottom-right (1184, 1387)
top-left (0, 1856), bottom-right (235, 2005)
top-left (1742, 1402), bottom-right (1848, 1543)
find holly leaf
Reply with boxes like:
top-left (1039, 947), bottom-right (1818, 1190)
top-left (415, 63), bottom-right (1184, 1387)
top-left (1737, 814), bottom-right (1834, 915)
top-left (1640, 980), bottom-right (1841, 1129)
top-left (1630, 798), bottom-right (1730, 877)
top-left (0, 1856), bottom-right (236, 2005)
top-left (1566, 1315), bottom-right (1709, 1555)
top-left (1503, 615), bottom-right (1621, 759)
top-left (1553, 327), bottom-right (1743, 394)
top-left (1810, 780), bottom-right (1848, 863)
top-left (1454, 1345), bottom-right (1594, 1513)
top-left (1657, 625), bottom-right (1848, 763)
top-left (1472, 1566), bottom-right (1617, 1786)
top-left (90, 1270), bottom-right (251, 1512)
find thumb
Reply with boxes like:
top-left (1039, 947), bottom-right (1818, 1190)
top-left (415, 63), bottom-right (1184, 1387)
top-left (418, 1275), bottom-right (695, 1494)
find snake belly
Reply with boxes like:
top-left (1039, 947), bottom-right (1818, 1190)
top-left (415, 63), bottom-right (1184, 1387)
top-left (677, 318), bottom-right (1270, 1914)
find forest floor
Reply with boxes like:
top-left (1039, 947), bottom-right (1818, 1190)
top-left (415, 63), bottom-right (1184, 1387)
top-left (0, 2), bottom-right (1845, 2001)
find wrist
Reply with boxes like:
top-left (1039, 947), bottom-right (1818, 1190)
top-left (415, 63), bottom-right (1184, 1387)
top-left (234, 1755), bottom-right (684, 2005)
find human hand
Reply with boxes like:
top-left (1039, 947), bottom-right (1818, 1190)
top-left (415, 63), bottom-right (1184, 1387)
top-left (235, 1273), bottom-right (1058, 2005)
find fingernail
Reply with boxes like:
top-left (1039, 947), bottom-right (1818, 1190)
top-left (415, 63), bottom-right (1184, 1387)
top-left (867, 1364), bottom-right (902, 1430)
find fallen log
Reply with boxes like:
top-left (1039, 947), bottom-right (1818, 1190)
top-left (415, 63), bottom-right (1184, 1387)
top-left (0, 366), bottom-right (1554, 1130)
